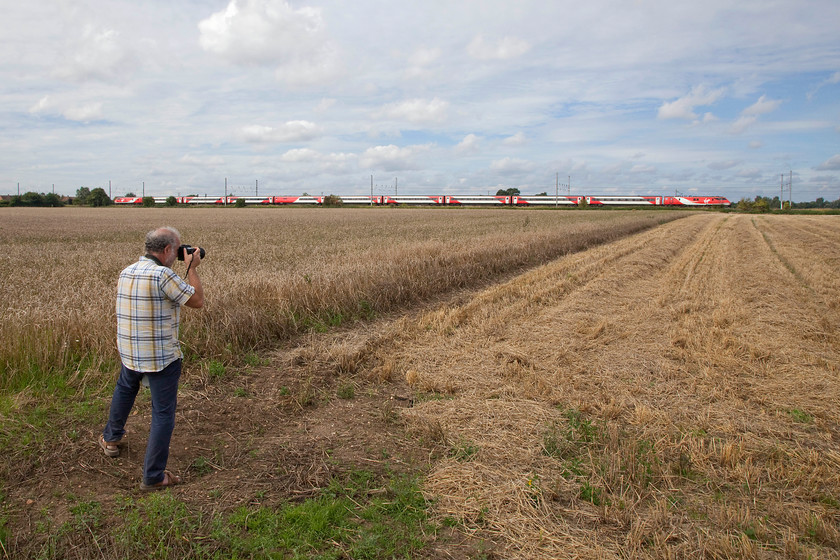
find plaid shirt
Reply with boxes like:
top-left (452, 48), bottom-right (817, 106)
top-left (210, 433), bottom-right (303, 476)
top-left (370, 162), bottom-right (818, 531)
top-left (115, 256), bottom-right (195, 372)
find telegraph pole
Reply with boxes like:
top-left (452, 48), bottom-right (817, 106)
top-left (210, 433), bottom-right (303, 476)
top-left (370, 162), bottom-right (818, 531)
top-left (781, 174), bottom-right (784, 209)
top-left (256, 179), bottom-right (258, 197)
top-left (370, 175), bottom-right (373, 206)
top-left (224, 178), bottom-right (227, 206)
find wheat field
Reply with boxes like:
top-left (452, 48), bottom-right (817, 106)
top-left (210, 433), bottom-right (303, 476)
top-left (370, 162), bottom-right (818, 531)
top-left (0, 206), bottom-right (679, 392)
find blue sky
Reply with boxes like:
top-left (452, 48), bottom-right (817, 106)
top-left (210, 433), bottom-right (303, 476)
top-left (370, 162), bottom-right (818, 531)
top-left (2, 0), bottom-right (839, 202)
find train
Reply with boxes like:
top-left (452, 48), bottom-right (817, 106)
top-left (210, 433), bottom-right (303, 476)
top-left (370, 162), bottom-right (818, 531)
top-left (113, 194), bottom-right (731, 207)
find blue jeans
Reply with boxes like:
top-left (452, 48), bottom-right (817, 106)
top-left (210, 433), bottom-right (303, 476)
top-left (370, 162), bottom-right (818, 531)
top-left (103, 359), bottom-right (181, 486)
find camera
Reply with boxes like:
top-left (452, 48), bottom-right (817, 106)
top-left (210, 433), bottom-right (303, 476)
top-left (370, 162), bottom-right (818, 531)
top-left (177, 244), bottom-right (206, 261)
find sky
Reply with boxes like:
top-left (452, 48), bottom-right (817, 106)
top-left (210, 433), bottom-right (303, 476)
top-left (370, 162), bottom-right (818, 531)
top-left (2, 0), bottom-right (839, 202)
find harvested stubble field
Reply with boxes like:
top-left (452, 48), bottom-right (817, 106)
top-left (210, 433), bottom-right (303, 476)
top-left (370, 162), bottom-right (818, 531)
top-left (2, 209), bottom-right (839, 559)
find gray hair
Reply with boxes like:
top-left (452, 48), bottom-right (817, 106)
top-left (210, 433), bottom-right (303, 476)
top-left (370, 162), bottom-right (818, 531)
top-left (145, 226), bottom-right (181, 254)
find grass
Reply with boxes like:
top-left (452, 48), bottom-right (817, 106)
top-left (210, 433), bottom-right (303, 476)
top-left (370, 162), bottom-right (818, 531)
top-left (20, 470), bottom-right (432, 559)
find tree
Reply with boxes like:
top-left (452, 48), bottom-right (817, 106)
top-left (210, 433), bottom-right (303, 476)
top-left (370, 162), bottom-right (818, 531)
top-left (142, 196), bottom-right (156, 207)
top-left (10, 192), bottom-right (45, 206)
top-left (234, 197), bottom-right (246, 208)
top-left (577, 197), bottom-right (589, 209)
top-left (495, 187), bottom-right (520, 196)
top-left (323, 194), bottom-right (343, 207)
top-left (75, 186), bottom-right (91, 205)
top-left (535, 191), bottom-right (548, 196)
top-left (166, 196), bottom-right (178, 207)
top-left (88, 188), bottom-right (112, 207)
top-left (125, 192), bottom-right (136, 197)
top-left (43, 193), bottom-right (64, 207)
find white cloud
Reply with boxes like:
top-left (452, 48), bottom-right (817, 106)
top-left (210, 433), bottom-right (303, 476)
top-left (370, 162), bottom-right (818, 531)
top-left (749, 140), bottom-right (763, 149)
top-left (63, 102), bottom-right (104, 122)
top-left (374, 98), bottom-right (449, 124)
top-left (658, 85), bottom-right (725, 120)
top-left (240, 120), bottom-right (322, 143)
top-left (279, 148), bottom-right (354, 172)
top-left (503, 132), bottom-right (526, 146)
top-left (730, 115), bottom-right (757, 135)
top-left (742, 95), bottom-right (782, 116)
top-left (817, 154), bottom-right (840, 170)
top-left (490, 157), bottom-right (532, 174)
top-left (736, 168), bottom-right (762, 178)
top-left (198, 0), bottom-right (338, 86)
top-left (180, 154), bottom-right (225, 166)
top-left (455, 134), bottom-right (481, 154)
top-left (708, 160), bottom-right (742, 170)
top-left (56, 25), bottom-right (136, 83)
top-left (29, 95), bottom-right (104, 122)
top-left (467, 35), bottom-right (531, 60)
top-left (630, 164), bottom-right (656, 174)
top-left (359, 145), bottom-right (427, 171)
top-left (314, 98), bottom-right (336, 113)
top-left (729, 95), bottom-right (781, 134)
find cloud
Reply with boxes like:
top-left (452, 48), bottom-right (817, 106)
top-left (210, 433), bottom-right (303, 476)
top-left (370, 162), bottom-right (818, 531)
top-left (63, 102), bottom-right (105, 122)
top-left (240, 120), bottom-right (322, 143)
top-left (180, 154), bottom-right (225, 166)
top-left (742, 95), bottom-right (782, 116)
top-left (736, 168), bottom-right (762, 178)
top-left (467, 35), bottom-right (531, 60)
top-left (455, 134), bottom-right (481, 154)
top-left (630, 164), bottom-right (656, 174)
top-left (405, 47), bottom-right (442, 78)
top-left (708, 160), bottom-right (742, 170)
top-left (359, 144), bottom-right (427, 170)
top-left (658, 85), bottom-right (725, 120)
top-left (56, 25), bottom-right (136, 83)
top-left (374, 98), bottom-right (449, 124)
top-left (198, 0), bottom-right (338, 86)
top-left (729, 94), bottom-right (782, 133)
top-left (29, 95), bottom-right (104, 122)
top-left (817, 154), bottom-right (840, 170)
top-left (730, 115), bottom-right (757, 134)
top-left (279, 148), bottom-right (354, 172)
top-left (490, 157), bottom-right (532, 174)
top-left (503, 132), bottom-right (526, 146)
top-left (314, 98), bottom-right (336, 113)
top-left (749, 140), bottom-right (763, 149)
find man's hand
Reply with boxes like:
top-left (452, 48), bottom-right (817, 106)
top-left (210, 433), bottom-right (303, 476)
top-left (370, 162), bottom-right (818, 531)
top-left (185, 248), bottom-right (201, 269)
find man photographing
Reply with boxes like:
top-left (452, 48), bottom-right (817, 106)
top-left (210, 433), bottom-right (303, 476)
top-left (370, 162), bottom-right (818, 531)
top-left (100, 226), bottom-right (204, 490)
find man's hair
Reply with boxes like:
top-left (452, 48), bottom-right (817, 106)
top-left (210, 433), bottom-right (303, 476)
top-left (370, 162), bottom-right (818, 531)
top-left (145, 227), bottom-right (181, 254)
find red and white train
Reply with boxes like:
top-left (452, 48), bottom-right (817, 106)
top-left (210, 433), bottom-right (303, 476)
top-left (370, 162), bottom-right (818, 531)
top-left (114, 194), bottom-right (731, 207)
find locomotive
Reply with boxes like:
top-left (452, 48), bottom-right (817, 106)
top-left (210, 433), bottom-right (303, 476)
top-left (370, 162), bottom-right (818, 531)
top-left (113, 194), bottom-right (731, 207)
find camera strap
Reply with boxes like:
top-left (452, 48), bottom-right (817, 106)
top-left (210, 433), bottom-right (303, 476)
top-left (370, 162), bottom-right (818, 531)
top-left (144, 254), bottom-right (164, 266)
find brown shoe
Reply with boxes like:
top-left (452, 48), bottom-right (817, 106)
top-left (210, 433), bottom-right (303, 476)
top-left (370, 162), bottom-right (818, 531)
top-left (99, 435), bottom-right (120, 458)
top-left (140, 470), bottom-right (182, 491)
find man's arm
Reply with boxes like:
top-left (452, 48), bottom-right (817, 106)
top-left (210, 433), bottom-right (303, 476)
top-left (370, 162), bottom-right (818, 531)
top-left (183, 251), bottom-right (204, 309)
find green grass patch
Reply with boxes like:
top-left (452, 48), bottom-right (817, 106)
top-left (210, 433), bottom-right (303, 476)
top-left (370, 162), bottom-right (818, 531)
top-left (200, 470), bottom-right (431, 559)
top-left (788, 408), bottom-right (814, 424)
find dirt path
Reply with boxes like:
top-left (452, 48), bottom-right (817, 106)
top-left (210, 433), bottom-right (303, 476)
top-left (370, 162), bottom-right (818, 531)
top-left (6, 213), bottom-right (840, 559)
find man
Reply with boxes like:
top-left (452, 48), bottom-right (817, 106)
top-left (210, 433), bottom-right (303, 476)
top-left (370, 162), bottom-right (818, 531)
top-left (100, 226), bottom-right (204, 490)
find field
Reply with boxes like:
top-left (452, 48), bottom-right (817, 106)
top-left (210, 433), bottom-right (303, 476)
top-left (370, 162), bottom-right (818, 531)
top-left (1, 208), bottom-right (839, 558)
